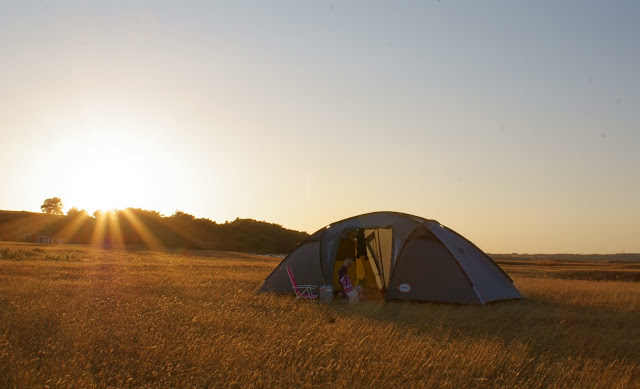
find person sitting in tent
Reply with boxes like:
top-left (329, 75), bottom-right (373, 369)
top-left (339, 258), bottom-right (363, 304)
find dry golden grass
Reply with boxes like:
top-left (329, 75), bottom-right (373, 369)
top-left (1, 242), bottom-right (639, 388)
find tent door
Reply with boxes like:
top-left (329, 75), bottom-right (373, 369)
top-left (364, 228), bottom-right (392, 289)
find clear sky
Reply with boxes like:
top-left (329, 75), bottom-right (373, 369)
top-left (1, 1), bottom-right (639, 253)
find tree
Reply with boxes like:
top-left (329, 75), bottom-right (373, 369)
top-left (67, 207), bottom-right (89, 218)
top-left (41, 197), bottom-right (64, 215)
top-left (170, 210), bottom-right (195, 222)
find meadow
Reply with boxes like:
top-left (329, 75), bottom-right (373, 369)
top-left (1, 242), bottom-right (639, 388)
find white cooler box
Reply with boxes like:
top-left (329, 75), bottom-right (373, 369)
top-left (319, 285), bottom-right (333, 302)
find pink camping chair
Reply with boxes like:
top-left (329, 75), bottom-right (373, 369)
top-left (286, 266), bottom-right (318, 299)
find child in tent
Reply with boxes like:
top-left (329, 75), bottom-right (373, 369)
top-left (338, 258), bottom-right (363, 304)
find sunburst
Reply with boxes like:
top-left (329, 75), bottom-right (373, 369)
top-left (119, 209), bottom-right (164, 250)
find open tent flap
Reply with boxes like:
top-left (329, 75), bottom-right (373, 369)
top-left (331, 228), bottom-right (392, 291)
top-left (332, 237), bottom-right (356, 289)
top-left (364, 228), bottom-right (392, 289)
top-left (330, 228), bottom-right (393, 291)
top-left (320, 213), bottom-right (415, 283)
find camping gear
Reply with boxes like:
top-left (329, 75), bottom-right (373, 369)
top-left (319, 285), bottom-right (333, 302)
top-left (285, 266), bottom-right (318, 299)
top-left (259, 212), bottom-right (522, 305)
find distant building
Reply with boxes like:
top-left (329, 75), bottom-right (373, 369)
top-left (36, 236), bottom-right (54, 244)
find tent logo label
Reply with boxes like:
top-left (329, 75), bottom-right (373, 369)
top-left (398, 283), bottom-right (412, 293)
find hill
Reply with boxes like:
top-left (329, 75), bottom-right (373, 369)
top-left (0, 210), bottom-right (308, 254)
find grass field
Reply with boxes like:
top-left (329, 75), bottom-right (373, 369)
top-left (1, 242), bottom-right (639, 388)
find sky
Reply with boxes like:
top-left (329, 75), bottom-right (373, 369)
top-left (1, 1), bottom-right (639, 253)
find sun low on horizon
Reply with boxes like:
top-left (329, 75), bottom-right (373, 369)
top-left (48, 126), bottom-right (169, 215)
top-left (32, 116), bottom-right (220, 218)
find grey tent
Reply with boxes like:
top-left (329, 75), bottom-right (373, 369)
top-left (258, 212), bottom-right (522, 305)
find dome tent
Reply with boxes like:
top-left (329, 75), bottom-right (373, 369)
top-left (258, 212), bottom-right (522, 305)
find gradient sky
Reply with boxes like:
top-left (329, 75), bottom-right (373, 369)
top-left (1, 1), bottom-right (639, 253)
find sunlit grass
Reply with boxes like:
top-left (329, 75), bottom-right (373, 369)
top-left (1, 242), bottom-right (639, 387)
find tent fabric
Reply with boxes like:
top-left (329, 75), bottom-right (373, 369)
top-left (259, 241), bottom-right (324, 294)
top-left (257, 211), bottom-right (523, 305)
top-left (386, 236), bottom-right (480, 304)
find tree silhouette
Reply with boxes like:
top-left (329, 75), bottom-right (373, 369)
top-left (171, 210), bottom-right (195, 223)
top-left (67, 207), bottom-right (89, 218)
top-left (3, 205), bottom-right (309, 252)
top-left (41, 197), bottom-right (64, 215)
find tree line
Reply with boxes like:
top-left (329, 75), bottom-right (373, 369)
top-left (0, 198), bottom-right (309, 254)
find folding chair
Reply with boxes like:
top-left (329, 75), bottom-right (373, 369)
top-left (286, 266), bottom-right (318, 299)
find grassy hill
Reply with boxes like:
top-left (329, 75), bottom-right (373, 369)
top-left (1, 242), bottom-right (639, 387)
top-left (0, 210), bottom-right (308, 254)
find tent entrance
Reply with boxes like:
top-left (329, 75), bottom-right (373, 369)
top-left (363, 228), bottom-right (392, 289)
top-left (332, 227), bottom-right (392, 291)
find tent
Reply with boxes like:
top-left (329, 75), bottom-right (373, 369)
top-left (257, 212), bottom-right (522, 305)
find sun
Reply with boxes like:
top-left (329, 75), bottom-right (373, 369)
top-left (53, 127), bottom-right (161, 214)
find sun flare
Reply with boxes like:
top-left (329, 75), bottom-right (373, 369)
top-left (52, 127), bottom-right (168, 214)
